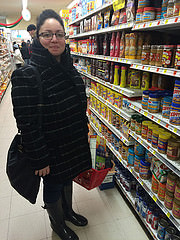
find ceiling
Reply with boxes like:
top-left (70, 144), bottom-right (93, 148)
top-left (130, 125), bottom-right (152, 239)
top-left (0, 0), bottom-right (72, 18)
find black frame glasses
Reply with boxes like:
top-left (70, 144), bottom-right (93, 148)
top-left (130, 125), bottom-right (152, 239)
top-left (39, 32), bottom-right (66, 40)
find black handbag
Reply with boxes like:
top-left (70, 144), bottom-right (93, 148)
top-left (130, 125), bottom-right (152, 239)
top-left (6, 66), bottom-right (43, 204)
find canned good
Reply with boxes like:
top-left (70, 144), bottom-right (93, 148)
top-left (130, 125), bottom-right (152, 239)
top-left (164, 226), bottom-right (177, 240)
top-left (157, 218), bottom-right (169, 240)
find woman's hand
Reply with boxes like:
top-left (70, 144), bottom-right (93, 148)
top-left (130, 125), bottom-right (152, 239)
top-left (35, 166), bottom-right (50, 176)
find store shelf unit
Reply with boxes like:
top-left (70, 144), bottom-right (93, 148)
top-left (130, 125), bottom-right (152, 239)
top-left (133, 16), bottom-right (180, 31)
top-left (76, 68), bottom-right (142, 97)
top-left (128, 100), bottom-right (180, 137)
top-left (69, 22), bottom-right (134, 38)
top-left (90, 106), bottom-right (134, 146)
top-left (90, 118), bottom-right (180, 233)
top-left (90, 89), bottom-right (133, 121)
top-left (128, 129), bottom-right (180, 177)
top-left (130, 63), bottom-right (180, 78)
top-left (69, 2), bottom-right (113, 26)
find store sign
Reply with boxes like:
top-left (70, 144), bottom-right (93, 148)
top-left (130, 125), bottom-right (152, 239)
top-left (113, 0), bottom-right (125, 11)
top-left (17, 35), bottom-right (21, 38)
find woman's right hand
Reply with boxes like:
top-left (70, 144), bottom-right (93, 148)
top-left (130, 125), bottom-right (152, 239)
top-left (35, 166), bottom-right (50, 176)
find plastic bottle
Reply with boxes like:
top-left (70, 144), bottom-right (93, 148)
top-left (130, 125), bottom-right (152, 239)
top-left (91, 36), bottom-right (95, 55)
top-left (103, 34), bottom-right (110, 56)
top-left (94, 36), bottom-right (99, 55)
top-left (115, 32), bottom-right (121, 57)
top-left (109, 62), bottom-right (115, 84)
top-left (110, 32), bottom-right (116, 57)
top-left (120, 66), bottom-right (127, 88)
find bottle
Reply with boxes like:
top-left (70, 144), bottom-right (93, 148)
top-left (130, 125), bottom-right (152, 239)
top-left (109, 62), bottom-right (115, 84)
top-left (89, 36), bottom-right (92, 54)
top-left (94, 36), bottom-right (99, 55)
top-left (120, 66), bottom-right (127, 88)
top-left (103, 34), bottom-right (110, 56)
top-left (91, 36), bottom-right (95, 55)
top-left (113, 64), bottom-right (120, 85)
top-left (115, 32), bottom-right (121, 57)
top-left (110, 32), bottom-right (116, 57)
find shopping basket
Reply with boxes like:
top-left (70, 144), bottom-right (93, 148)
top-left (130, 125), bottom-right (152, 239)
top-left (73, 168), bottom-right (111, 190)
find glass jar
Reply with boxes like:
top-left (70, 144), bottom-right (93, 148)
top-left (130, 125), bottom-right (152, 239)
top-left (172, 198), bottom-right (180, 219)
top-left (164, 190), bottom-right (174, 210)
top-left (148, 93), bottom-right (161, 113)
top-left (136, 8), bottom-right (144, 23)
top-left (167, 1), bottom-right (175, 18)
top-left (143, 7), bottom-right (156, 22)
top-left (162, 45), bottom-right (176, 68)
top-left (167, 138), bottom-right (180, 161)
top-left (155, 8), bottom-right (161, 19)
top-left (155, 45), bottom-right (164, 67)
top-left (175, 45), bottom-right (180, 70)
top-left (150, 45), bottom-right (157, 66)
top-left (166, 171), bottom-right (178, 193)
top-left (141, 45), bottom-right (151, 65)
top-left (174, 0), bottom-right (180, 16)
top-left (142, 90), bottom-right (149, 109)
top-left (175, 179), bottom-right (180, 201)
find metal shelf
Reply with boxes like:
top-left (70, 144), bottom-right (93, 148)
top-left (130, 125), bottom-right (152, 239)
top-left (133, 16), bottom-right (180, 31)
top-left (129, 129), bottom-right (180, 177)
top-left (77, 69), bottom-right (142, 98)
top-left (90, 89), bottom-right (133, 121)
top-left (69, 2), bottom-right (113, 26)
top-left (69, 22), bottom-right (134, 38)
top-left (128, 101), bottom-right (180, 137)
top-left (90, 106), bottom-right (134, 146)
top-left (130, 63), bottom-right (180, 78)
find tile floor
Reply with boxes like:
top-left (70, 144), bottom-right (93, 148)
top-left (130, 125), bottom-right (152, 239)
top-left (0, 84), bottom-right (150, 240)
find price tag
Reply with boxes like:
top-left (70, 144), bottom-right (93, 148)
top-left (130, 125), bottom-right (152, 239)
top-left (132, 133), bottom-right (135, 136)
top-left (149, 23), bottom-right (152, 27)
top-left (157, 20), bottom-right (160, 26)
top-left (157, 119), bottom-right (161, 124)
top-left (139, 109), bottom-right (141, 113)
top-left (133, 106), bottom-right (135, 109)
top-left (126, 60), bottom-right (128, 63)
top-left (175, 17), bottom-right (178, 23)
top-left (138, 25), bottom-right (140, 29)
top-left (136, 65), bottom-right (138, 68)
top-left (144, 112), bottom-right (148, 116)
top-left (140, 181), bottom-right (144, 186)
top-left (143, 23), bottom-right (146, 28)
top-left (153, 150), bottom-right (156, 155)
top-left (123, 139), bottom-right (126, 143)
top-left (164, 69), bottom-right (167, 74)
top-left (151, 115), bottom-right (154, 120)
top-left (173, 71), bottom-right (177, 76)
top-left (142, 66), bottom-right (145, 70)
top-left (148, 67), bottom-right (151, 70)
top-left (141, 140), bottom-right (143, 144)
top-left (147, 146), bottom-right (150, 150)
top-left (166, 124), bottom-right (169, 128)
top-left (165, 19), bottom-right (169, 24)
top-left (166, 212), bottom-right (171, 218)
top-left (122, 90), bottom-right (124, 94)
top-left (130, 168), bottom-right (133, 173)
top-left (174, 128), bottom-right (178, 133)
top-left (137, 137), bottom-right (139, 141)
top-left (113, 0), bottom-right (125, 11)
top-left (153, 195), bottom-right (157, 202)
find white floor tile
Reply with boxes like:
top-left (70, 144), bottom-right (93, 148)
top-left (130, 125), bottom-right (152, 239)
top-left (0, 219), bottom-right (9, 240)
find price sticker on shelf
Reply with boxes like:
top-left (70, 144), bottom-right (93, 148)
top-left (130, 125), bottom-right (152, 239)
top-left (142, 66), bottom-right (145, 70)
top-left (149, 23), bottom-right (152, 27)
top-left (165, 19), bottom-right (169, 24)
top-left (153, 195), bottom-right (157, 202)
top-left (175, 17), bottom-right (178, 23)
top-left (130, 168), bottom-right (133, 173)
top-left (148, 67), bottom-right (151, 71)
top-left (144, 112), bottom-right (148, 116)
top-left (123, 139), bottom-right (126, 143)
top-left (173, 71), bottom-right (177, 76)
top-left (143, 23), bottom-right (146, 28)
top-left (141, 140), bottom-right (143, 144)
top-left (166, 212), bottom-right (171, 218)
top-left (140, 181), bottom-right (144, 186)
top-left (157, 20), bottom-right (161, 26)
top-left (157, 119), bottom-right (161, 124)
top-left (136, 65), bottom-right (138, 68)
top-left (122, 90), bottom-right (124, 94)
top-left (147, 145), bottom-right (150, 150)
top-left (133, 106), bottom-right (136, 109)
top-left (153, 150), bottom-right (156, 155)
top-left (138, 109), bottom-right (141, 113)
top-left (174, 128), bottom-right (178, 133)
top-left (164, 69), bottom-right (167, 74)
top-left (126, 60), bottom-right (128, 63)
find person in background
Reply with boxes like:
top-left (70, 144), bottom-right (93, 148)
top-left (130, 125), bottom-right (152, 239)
top-left (20, 41), bottom-right (30, 64)
top-left (13, 44), bottom-right (24, 68)
top-left (27, 24), bottom-right (36, 39)
top-left (11, 9), bottom-right (91, 240)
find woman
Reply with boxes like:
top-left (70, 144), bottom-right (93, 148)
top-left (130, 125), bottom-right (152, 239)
top-left (13, 44), bottom-right (24, 68)
top-left (20, 41), bottom-right (30, 64)
top-left (11, 9), bottom-right (92, 240)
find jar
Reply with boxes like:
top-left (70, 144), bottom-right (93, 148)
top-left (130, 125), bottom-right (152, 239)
top-left (162, 45), bottom-right (176, 68)
top-left (151, 210), bottom-right (159, 230)
top-left (128, 148), bottom-right (135, 166)
top-left (157, 218), bottom-right (169, 240)
top-left (146, 204), bottom-right (153, 224)
top-left (141, 45), bottom-right (150, 65)
top-left (147, 123), bottom-right (158, 143)
top-left (134, 155), bottom-right (144, 172)
top-left (150, 45), bottom-right (157, 66)
top-left (142, 90), bottom-right (149, 109)
top-left (148, 93), bottom-right (160, 113)
top-left (152, 173), bottom-right (159, 193)
top-left (138, 0), bottom-right (150, 9)
top-left (158, 182), bottom-right (166, 201)
top-left (170, 108), bottom-right (180, 126)
top-left (141, 201), bottom-right (148, 218)
top-left (134, 141), bottom-right (146, 156)
top-left (141, 121), bottom-right (151, 139)
top-left (174, 180), bottom-right (180, 203)
top-left (135, 116), bottom-right (142, 135)
top-left (136, 8), bottom-right (144, 23)
top-left (122, 144), bottom-right (128, 161)
top-left (164, 190), bottom-right (174, 210)
top-left (155, 45), bottom-right (164, 67)
top-left (155, 8), bottom-right (161, 19)
top-left (174, 45), bottom-right (180, 70)
top-left (174, 0), bottom-right (180, 16)
top-left (172, 198), bottom-right (180, 219)
top-left (167, 138), bottom-right (180, 161)
top-left (143, 7), bottom-right (156, 22)
top-left (158, 132), bottom-right (172, 154)
top-left (162, 97), bottom-right (173, 119)
top-left (139, 159), bottom-right (151, 180)
top-left (141, 72), bottom-right (150, 91)
top-left (166, 171), bottom-right (178, 193)
top-left (131, 114), bottom-right (137, 131)
top-left (152, 128), bottom-right (159, 148)
top-left (145, 149), bottom-right (153, 162)
top-left (167, 1), bottom-right (175, 18)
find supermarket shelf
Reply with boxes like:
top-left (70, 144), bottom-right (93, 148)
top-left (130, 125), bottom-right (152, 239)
top-left (128, 129), bottom-right (180, 177)
top-left (69, 2), bottom-right (113, 26)
top-left (90, 89), bottom-right (133, 121)
top-left (115, 178), bottom-right (159, 240)
top-left (133, 16), bottom-right (180, 31)
top-left (0, 79), bottom-right (10, 103)
top-left (130, 63), bottom-right (180, 78)
top-left (128, 101), bottom-right (180, 137)
top-left (77, 69), bottom-right (142, 97)
top-left (90, 119), bottom-right (180, 231)
top-left (71, 51), bottom-right (141, 65)
top-left (69, 22), bottom-right (134, 38)
top-left (0, 53), bottom-right (9, 58)
top-left (90, 106), bottom-right (134, 146)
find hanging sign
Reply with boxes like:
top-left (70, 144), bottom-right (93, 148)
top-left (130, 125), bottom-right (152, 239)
top-left (113, 0), bottom-right (125, 11)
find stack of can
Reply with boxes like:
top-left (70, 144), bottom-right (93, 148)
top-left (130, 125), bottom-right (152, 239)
top-left (170, 79), bottom-right (180, 126)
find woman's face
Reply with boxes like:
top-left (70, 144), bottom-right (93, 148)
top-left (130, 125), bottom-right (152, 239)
top-left (39, 18), bottom-right (65, 61)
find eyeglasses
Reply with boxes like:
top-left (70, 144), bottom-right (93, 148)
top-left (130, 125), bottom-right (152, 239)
top-left (39, 32), bottom-right (66, 40)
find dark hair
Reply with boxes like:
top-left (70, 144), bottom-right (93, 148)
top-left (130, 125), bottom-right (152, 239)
top-left (27, 24), bottom-right (36, 32)
top-left (21, 42), bottom-right (27, 47)
top-left (36, 9), bottom-right (64, 38)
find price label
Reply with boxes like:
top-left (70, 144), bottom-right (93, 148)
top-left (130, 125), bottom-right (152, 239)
top-left (122, 90), bottom-right (124, 94)
top-left (153, 195), bottom-right (157, 202)
top-left (148, 67), bottom-right (151, 70)
top-left (166, 212), bottom-right (170, 218)
top-left (147, 146), bottom-right (150, 150)
top-left (144, 112), bottom-right (148, 116)
top-left (164, 69), bottom-right (167, 74)
top-left (149, 23), bottom-right (152, 27)
top-left (123, 139), bottom-right (126, 143)
top-left (140, 181), bottom-right (144, 186)
top-left (173, 71), bottom-right (177, 76)
top-left (151, 115), bottom-right (154, 120)
top-left (141, 140), bottom-right (143, 144)
top-left (174, 128), bottom-right (178, 133)
top-left (113, 0), bottom-right (125, 11)
top-left (142, 66), bottom-right (145, 70)
top-left (139, 109), bottom-right (141, 113)
top-left (165, 19), bottom-right (169, 24)
top-left (126, 60), bottom-right (128, 63)
top-left (143, 23), bottom-right (146, 28)
top-left (157, 119), bottom-right (161, 124)
top-left (133, 106), bottom-right (135, 109)
top-left (175, 17), bottom-right (178, 23)
top-left (130, 168), bottom-right (133, 173)
top-left (153, 150), bottom-right (156, 155)
top-left (136, 65), bottom-right (138, 68)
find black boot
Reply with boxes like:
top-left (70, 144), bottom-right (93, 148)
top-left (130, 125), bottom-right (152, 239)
top-left (62, 181), bottom-right (88, 227)
top-left (44, 198), bottom-right (79, 240)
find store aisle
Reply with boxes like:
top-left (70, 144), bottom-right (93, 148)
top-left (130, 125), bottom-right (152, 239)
top-left (0, 84), bottom-right (149, 240)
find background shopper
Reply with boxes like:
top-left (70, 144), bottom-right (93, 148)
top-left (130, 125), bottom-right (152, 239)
top-left (13, 44), bottom-right (24, 68)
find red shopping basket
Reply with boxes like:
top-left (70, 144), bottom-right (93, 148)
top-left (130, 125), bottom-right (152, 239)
top-left (73, 168), bottom-right (111, 190)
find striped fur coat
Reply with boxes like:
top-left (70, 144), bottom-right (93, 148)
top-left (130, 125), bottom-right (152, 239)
top-left (11, 39), bottom-right (92, 183)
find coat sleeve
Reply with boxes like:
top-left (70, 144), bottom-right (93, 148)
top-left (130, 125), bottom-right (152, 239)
top-left (11, 68), bottom-right (50, 170)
